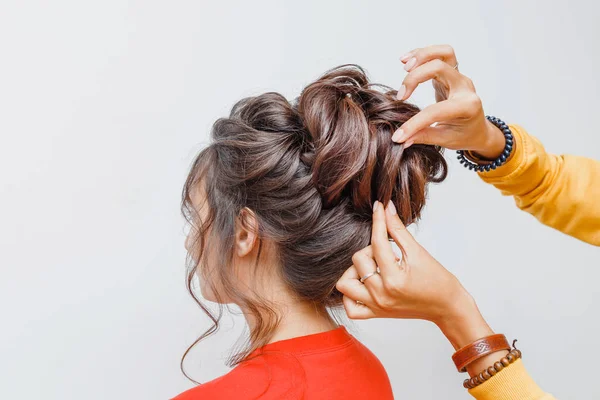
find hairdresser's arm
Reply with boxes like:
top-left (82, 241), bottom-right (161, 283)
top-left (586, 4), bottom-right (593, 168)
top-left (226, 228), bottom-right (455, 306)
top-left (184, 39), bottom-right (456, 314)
top-left (471, 123), bottom-right (600, 246)
top-left (392, 44), bottom-right (600, 246)
top-left (336, 201), bottom-right (555, 400)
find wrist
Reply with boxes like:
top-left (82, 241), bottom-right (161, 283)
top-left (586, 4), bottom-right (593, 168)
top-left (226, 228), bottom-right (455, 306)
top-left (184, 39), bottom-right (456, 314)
top-left (472, 120), bottom-right (505, 160)
top-left (435, 294), bottom-right (493, 350)
top-left (436, 293), bottom-right (510, 378)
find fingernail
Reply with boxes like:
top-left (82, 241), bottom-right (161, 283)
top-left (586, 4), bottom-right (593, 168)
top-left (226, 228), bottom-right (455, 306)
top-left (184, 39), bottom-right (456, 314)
top-left (404, 140), bottom-right (414, 149)
top-left (373, 200), bottom-right (380, 212)
top-left (400, 52), bottom-right (413, 62)
top-left (396, 85), bottom-right (406, 100)
top-left (404, 57), bottom-right (417, 71)
top-left (391, 129), bottom-right (406, 143)
top-left (386, 200), bottom-right (397, 216)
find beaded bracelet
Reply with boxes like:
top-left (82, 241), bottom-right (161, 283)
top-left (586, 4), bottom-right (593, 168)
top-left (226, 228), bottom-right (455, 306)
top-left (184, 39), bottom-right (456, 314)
top-left (463, 340), bottom-right (522, 390)
top-left (457, 116), bottom-right (514, 172)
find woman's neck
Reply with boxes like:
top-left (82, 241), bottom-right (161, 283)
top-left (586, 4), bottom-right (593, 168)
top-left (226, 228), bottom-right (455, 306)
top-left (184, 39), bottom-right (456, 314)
top-left (243, 299), bottom-right (339, 345)
top-left (267, 301), bottom-right (338, 344)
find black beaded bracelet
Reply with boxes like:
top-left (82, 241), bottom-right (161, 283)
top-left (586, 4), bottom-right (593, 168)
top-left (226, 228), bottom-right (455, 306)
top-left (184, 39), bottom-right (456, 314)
top-left (457, 116), bottom-right (514, 172)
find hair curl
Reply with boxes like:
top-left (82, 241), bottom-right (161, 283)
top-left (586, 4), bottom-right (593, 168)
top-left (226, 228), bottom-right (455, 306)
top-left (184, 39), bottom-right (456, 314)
top-left (180, 64), bottom-right (447, 382)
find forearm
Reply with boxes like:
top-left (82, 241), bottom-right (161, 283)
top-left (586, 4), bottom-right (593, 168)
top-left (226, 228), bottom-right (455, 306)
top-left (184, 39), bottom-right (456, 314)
top-left (436, 295), bottom-right (507, 377)
top-left (476, 124), bottom-right (600, 246)
top-left (436, 293), bottom-right (555, 400)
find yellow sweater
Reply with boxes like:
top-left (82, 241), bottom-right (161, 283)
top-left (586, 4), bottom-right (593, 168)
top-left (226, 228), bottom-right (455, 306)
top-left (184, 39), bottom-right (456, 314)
top-left (468, 124), bottom-right (599, 399)
top-left (476, 124), bottom-right (600, 246)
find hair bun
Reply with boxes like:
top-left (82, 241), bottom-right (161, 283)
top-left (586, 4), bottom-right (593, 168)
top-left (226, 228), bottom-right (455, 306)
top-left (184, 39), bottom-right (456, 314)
top-left (296, 64), bottom-right (447, 224)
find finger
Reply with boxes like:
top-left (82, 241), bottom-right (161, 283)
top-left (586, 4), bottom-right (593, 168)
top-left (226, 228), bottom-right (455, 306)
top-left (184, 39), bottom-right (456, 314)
top-left (392, 97), bottom-right (476, 144)
top-left (338, 263), bottom-right (360, 280)
top-left (383, 201), bottom-right (418, 256)
top-left (400, 47), bottom-right (420, 62)
top-left (404, 125), bottom-right (455, 149)
top-left (397, 59), bottom-right (463, 101)
top-left (392, 101), bottom-right (460, 143)
top-left (342, 295), bottom-right (376, 320)
top-left (336, 269), bottom-right (373, 304)
top-left (401, 44), bottom-right (458, 71)
top-left (354, 245), bottom-right (398, 267)
top-left (351, 248), bottom-right (383, 291)
top-left (371, 201), bottom-right (398, 279)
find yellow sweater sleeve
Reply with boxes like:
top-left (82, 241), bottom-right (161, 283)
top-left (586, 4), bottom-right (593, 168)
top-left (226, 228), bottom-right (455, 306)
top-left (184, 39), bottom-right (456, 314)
top-left (468, 359), bottom-right (555, 400)
top-left (477, 124), bottom-right (600, 246)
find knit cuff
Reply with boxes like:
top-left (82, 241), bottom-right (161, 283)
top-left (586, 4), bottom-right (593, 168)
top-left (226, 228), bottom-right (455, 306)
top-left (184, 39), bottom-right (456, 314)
top-left (468, 359), bottom-right (549, 400)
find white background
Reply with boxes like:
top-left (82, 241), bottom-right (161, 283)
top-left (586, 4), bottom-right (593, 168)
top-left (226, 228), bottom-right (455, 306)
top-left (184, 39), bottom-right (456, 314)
top-left (1, 1), bottom-right (599, 399)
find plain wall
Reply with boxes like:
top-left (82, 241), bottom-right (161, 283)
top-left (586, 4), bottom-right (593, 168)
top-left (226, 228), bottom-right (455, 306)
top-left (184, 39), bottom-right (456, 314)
top-left (1, 1), bottom-right (599, 399)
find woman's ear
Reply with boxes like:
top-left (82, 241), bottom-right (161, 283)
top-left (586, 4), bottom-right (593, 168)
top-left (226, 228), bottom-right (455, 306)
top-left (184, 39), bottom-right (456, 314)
top-left (234, 207), bottom-right (259, 257)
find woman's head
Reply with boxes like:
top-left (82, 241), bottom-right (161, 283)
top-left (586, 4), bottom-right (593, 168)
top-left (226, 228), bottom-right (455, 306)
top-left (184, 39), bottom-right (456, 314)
top-left (180, 64), bottom-right (447, 377)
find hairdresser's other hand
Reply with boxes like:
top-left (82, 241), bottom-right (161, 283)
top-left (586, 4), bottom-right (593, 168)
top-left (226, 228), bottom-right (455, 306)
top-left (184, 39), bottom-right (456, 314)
top-left (336, 200), bottom-right (494, 350)
top-left (391, 44), bottom-right (505, 159)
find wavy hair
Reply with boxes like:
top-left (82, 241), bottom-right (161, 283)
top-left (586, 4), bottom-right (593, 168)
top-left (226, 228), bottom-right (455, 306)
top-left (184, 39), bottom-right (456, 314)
top-left (180, 64), bottom-right (448, 382)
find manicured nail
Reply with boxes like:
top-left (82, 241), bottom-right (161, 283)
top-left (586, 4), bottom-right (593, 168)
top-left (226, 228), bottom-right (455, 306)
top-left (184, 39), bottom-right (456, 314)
top-left (391, 129), bottom-right (406, 143)
top-left (386, 200), bottom-right (397, 216)
top-left (373, 200), bottom-right (380, 212)
top-left (396, 85), bottom-right (406, 100)
top-left (404, 140), bottom-right (414, 149)
top-left (400, 52), bottom-right (413, 62)
top-left (404, 57), bottom-right (417, 71)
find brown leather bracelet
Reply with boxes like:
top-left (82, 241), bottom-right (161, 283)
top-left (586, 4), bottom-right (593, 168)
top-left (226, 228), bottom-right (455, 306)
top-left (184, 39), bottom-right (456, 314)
top-left (452, 334), bottom-right (511, 373)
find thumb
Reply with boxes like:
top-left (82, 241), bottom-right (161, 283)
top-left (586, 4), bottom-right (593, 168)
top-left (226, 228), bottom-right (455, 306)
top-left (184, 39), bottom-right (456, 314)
top-left (384, 201), bottom-right (418, 255)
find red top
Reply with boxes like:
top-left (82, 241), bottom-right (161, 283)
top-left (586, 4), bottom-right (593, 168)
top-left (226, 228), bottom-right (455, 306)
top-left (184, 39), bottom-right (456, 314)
top-left (172, 326), bottom-right (394, 399)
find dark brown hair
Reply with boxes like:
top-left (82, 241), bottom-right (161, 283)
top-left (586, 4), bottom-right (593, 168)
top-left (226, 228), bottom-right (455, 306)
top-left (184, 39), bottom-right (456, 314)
top-left (180, 64), bottom-right (447, 382)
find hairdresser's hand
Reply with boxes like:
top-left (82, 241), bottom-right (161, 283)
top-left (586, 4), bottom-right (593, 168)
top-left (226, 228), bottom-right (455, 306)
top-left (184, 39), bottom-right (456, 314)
top-left (336, 200), bottom-right (494, 352)
top-left (391, 44), bottom-right (505, 159)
